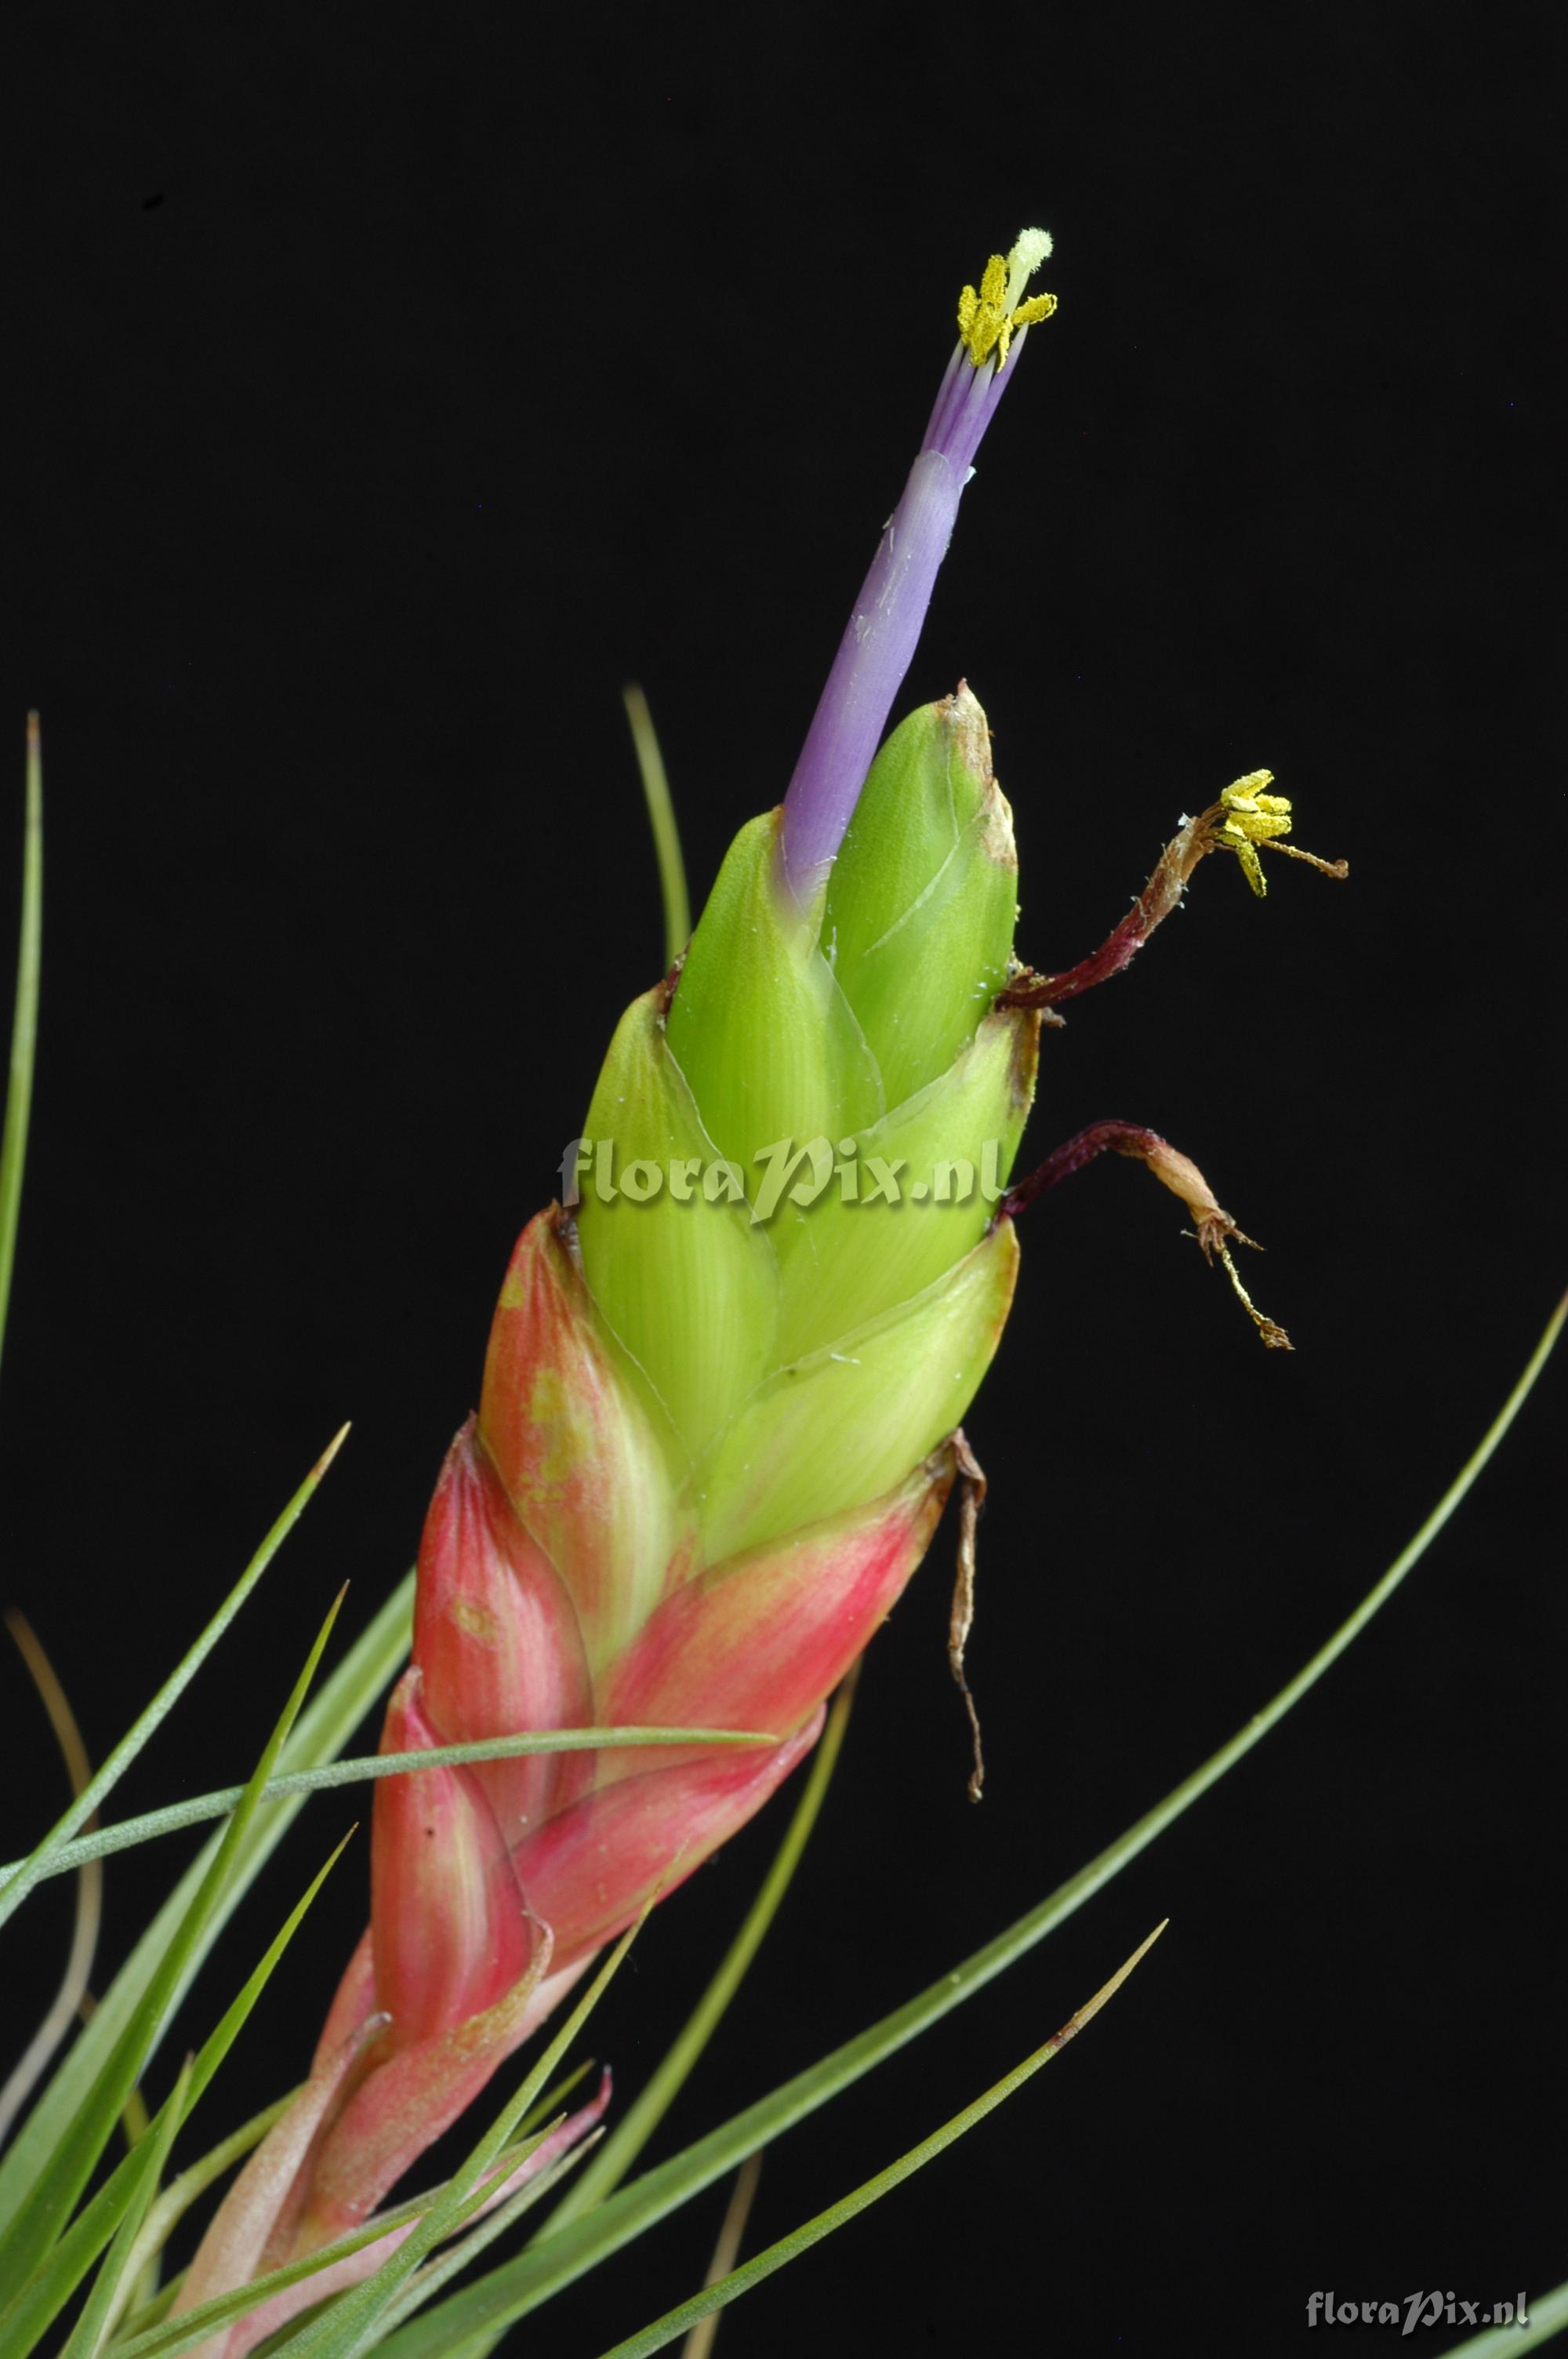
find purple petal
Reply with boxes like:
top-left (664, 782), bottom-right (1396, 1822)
top-left (779, 258), bottom-right (1051, 902)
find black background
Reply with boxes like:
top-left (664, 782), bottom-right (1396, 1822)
top-left (4, 6), bottom-right (1562, 2354)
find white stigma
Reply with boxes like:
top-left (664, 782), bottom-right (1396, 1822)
top-left (1004, 227), bottom-right (1054, 312)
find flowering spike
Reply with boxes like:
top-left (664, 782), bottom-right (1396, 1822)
top-left (182, 234), bottom-right (1345, 2355)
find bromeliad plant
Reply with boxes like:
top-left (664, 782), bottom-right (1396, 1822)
top-left (2, 232), bottom-right (1561, 2359)
top-left (171, 227), bottom-right (1341, 2345)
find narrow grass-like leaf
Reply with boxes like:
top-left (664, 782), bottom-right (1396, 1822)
top-left (111, 2059), bottom-right (601, 2359)
top-left (624, 686), bottom-right (689, 969)
top-left (115, 2070), bottom-right (606, 2358)
top-left (1438, 2282), bottom-right (1568, 2356)
top-left (0, 1825), bottom-right (347, 2359)
top-left (374, 1290), bottom-right (1564, 2359)
top-left (0, 714), bottom-right (42, 1385)
top-left (9, 2092), bottom-right (189, 2359)
top-left (0, 1820), bottom-right (347, 2355)
top-left (374, 2135), bottom-right (604, 2343)
top-left (0, 1616), bottom-right (104, 2146)
top-left (108, 2125), bottom-right (564, 2359)
top-left (281, 1915), bottom-right (645, 2359)
top-left (550, 1670), bottom-right (855, 2232)
top-left (97, 1835), bottom-right (351, 2350)
top-left (0, 1573), bottom-right (413, 2234)
top-left (1, 1728), bottom-right (779, 1890)
top-left (677, 2151), bottom-right (760, 2359)
top-left (597, 1925), bottom-right (1164, 2359)
top-left (0, 1431), bottom-right (349, 1934)
top-left (60, 2056), bottom-right (192, 2359)
top-left (0, 1597), bottom-right (345, 2326)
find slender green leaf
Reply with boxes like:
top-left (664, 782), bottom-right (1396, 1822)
top-left (550, 1671), bottom-right (855, 2231)
top-left (114, 2062), bottom-right (592, 2355)
top-left (0, 714), bottom-right (42, 1385)
top-left (0, 1430), bottom-right (349, 1932)
top-left (596, 1926), bottom-right (1164, 2359)
top-left (60, 2057), bottom-right (191, 2359)
top-left (109, 2125), bottom-right (564, 2359)
top-left (1, 1728), bottom-right (779, 1890)
top-left (0, 1615), bottom-right (105, 2148)
top-left (673, 2150), bottom-right (760, 2359)
top-left (31, 1835), bottom-right (352, 2359)
top-left (0, 1597), bottom-right (344, 2324)
top-left (375, 1289), bottom-right (1566, 2359)
top-left (374, 2137), bottom-right (603, 2343)
top-left (0, 1573), bottom-right (413, 2232)
top-left (623, 686), bottom-right (689, 969)
top-left (1439, 2281), bottom-right (1568, 2356)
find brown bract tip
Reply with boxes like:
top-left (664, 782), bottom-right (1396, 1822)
top-left (658, 945), bottom-right (687, 1015)
top-left (935, 679), bottom-right (993, 778)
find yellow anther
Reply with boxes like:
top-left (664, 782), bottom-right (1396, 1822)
top-left (1210, 770), bottom-right (1348, 899)
top-left (1220, 769), bottom-right (1292, 827)
top-left (957, 233), bottom-right (1058, 370)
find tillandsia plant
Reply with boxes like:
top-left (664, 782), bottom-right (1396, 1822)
top-left (5, 230), bottom-right (1561, 2359)
top-left (161, 228), bottom-right (1352, 2350)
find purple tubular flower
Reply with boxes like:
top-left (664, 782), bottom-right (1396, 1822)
top-left (779, 231), bottom-right (1058, 902)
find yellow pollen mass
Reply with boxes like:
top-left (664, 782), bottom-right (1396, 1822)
top-left (1215, 770), bottom-right (1293, 896)
top-left (1212, 770), bottom-right (1346, 898)
top-left (957, 251), bottom-right (1058, 369)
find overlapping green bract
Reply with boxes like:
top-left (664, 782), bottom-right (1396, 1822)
top-left (577, 684), bottom-right (1037, 1535)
